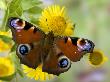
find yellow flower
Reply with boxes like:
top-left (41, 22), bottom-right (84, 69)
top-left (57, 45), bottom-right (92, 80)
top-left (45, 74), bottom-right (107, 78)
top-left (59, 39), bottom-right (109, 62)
top-left (0, 31), bottom-right (12, 52)
top-left (0, 31), bottom-right (10, 36)
top-left (88, 50), bottom-right (108, 67)
top-left (0, 57), bottom-right (15, 77)
top-left (22, 64), bottom-right (54, 81)
top-left (0, 39), bottom-right (11, 52)
top-left (22, 5), bottom-right (74, 81)
top-left (39, 5), bottom-right (74, 36)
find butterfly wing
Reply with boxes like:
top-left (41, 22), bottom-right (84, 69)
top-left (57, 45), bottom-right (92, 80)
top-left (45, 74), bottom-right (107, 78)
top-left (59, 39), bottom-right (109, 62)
top-left (16, 43), bottom-right (43, 69)
top-left (8, 17), bottom-right (45, 68)
top-left (8, 17), bottom-right (95, 75)
top-left (55, 37), bottom-right (95, 62)
top-left (42, 45), bottom-right (71, 76)
top-left (8, 17), bottom-right (45, 44)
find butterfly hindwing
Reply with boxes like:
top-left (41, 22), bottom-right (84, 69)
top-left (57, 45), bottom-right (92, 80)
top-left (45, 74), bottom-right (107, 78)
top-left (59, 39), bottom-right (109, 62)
top-left (16, 43), bottom-right (43, 69)
top-left (42, 45), bottom-right (71, 76)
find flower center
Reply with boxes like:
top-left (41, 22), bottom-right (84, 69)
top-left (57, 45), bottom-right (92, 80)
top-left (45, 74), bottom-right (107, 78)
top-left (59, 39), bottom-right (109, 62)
top-left (0, 64), bottom-right (9, 77)
top-left (90, 52), bottom-right (103, 65)
top-left (49, 16), bottom-right (67, 35)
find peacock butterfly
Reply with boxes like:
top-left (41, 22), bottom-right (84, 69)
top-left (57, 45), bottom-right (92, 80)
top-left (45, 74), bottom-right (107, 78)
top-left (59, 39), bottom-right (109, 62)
top-left (8, 17), bottom-right (95, 76)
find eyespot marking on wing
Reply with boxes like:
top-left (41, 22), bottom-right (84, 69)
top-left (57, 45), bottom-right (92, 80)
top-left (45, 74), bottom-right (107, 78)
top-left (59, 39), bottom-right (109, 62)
top-left (58, 55), bottom-right (71, 70)
top-left (17, 44), bottom-right (32, 56)
top-left (77, 39), bottom-right (95, 52)
top-left (8, 17), bottom-right (25, 30)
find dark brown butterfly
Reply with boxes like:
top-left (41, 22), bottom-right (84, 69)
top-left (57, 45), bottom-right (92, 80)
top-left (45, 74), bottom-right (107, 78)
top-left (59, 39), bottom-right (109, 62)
top-left (8, 17), bottom-right (95, 76)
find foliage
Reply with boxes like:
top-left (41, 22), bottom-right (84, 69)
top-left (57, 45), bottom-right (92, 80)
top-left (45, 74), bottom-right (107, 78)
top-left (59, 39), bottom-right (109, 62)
top-left (0, 0), bottom-right (43, 51)
top-left (0, 0), bottom-right (42, 31)
top-left (10, 52), bottom-right (24, 77)
top-left (0, 0), bottom-right (43, 81)
top-left (0, 0), bottom-right (109, 82)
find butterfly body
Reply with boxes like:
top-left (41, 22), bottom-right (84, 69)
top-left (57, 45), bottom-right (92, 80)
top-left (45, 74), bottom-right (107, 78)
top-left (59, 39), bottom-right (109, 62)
top-left (8, 17), bottom-right (95, 75)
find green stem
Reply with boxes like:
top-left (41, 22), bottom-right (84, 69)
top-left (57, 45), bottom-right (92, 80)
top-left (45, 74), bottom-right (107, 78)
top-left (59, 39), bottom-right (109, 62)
top-left (1, 8), bottom-right (9, 31)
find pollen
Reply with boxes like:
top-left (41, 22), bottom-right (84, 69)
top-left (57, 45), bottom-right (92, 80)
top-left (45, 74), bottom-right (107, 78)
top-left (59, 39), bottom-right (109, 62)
top-left (48, 16), bottom-right (67, 35)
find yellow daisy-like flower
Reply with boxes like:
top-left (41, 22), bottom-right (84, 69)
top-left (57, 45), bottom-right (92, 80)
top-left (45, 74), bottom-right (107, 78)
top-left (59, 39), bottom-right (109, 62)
top-left (39, 5), bottom-right (74, 36)
top-left (22, 5), bottom-right (74, 81)
top-left (0, 57), bottom-right (15, 77)
top-left (22, 64), bottom-right (54, 81)
top-left (0, 31), bottom-right (10, 36)
top-left (0, 39), bottom-right (11, 52)
top-left (0, 31), bottom-right (12, 52)
top-left (89, 50), bottom-right (108, 67)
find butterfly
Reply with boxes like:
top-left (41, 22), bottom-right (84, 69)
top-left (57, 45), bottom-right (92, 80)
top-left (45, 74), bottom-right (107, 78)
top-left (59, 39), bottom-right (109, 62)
top-left (8, 17), bottom-right (95, 76)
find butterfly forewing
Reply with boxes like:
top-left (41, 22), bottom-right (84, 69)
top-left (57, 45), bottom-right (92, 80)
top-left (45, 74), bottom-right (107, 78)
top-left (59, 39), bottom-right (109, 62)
top-left (8, 17), bottom-right (45, 44)
top-left (55, 37), bottom-right (95, 62)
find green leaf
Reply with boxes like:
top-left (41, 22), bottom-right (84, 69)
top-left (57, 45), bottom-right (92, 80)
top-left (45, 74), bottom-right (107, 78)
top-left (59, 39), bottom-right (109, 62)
top-left (0, 0), bottom-right (7, 9)
top-left (8, 0), bottom-right (21, 13)
top-left (24, 6), bottom-right (42, 14)
top-left (10, 53), bottom-right (24, 77)
top-left (16, 5), bottom-right (23, 16)
top-left (0, 35), bottom-right (12, 43)
top-left (0, 73), bottom-right (15, 81)
top-left (17, 67), bottom-right (25, 77)
top-left (21, 0), bottom-right (42, 10)
top-left (1, 0), bottom-right (23, 31)
top-left (30, 17), bottom-right (39, 25)
top-left (9, 5), bottom-right (23, 17)
top-left (10, 43), bottom-right (17, 53)
top-left (8, 0), bottom-right (23, 17)
top-left (1, 8), bottom-right (9, 31)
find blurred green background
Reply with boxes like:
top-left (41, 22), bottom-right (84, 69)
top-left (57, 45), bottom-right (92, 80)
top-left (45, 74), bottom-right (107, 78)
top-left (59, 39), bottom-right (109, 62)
top-left (0, 0), bottom-right (110, 82)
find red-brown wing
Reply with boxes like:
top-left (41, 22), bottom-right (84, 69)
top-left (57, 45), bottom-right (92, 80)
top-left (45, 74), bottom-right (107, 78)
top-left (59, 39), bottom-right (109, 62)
top-left (8, 17), bottom-right (45, 68)
top-left (8, 17), bottom-right (45, 44)
top-left (42, 45), bottom-right (71, 76)
top-left (16, 43), bottom-right (43, 69)
top-left (55, 37), bottom-right (95, 62)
